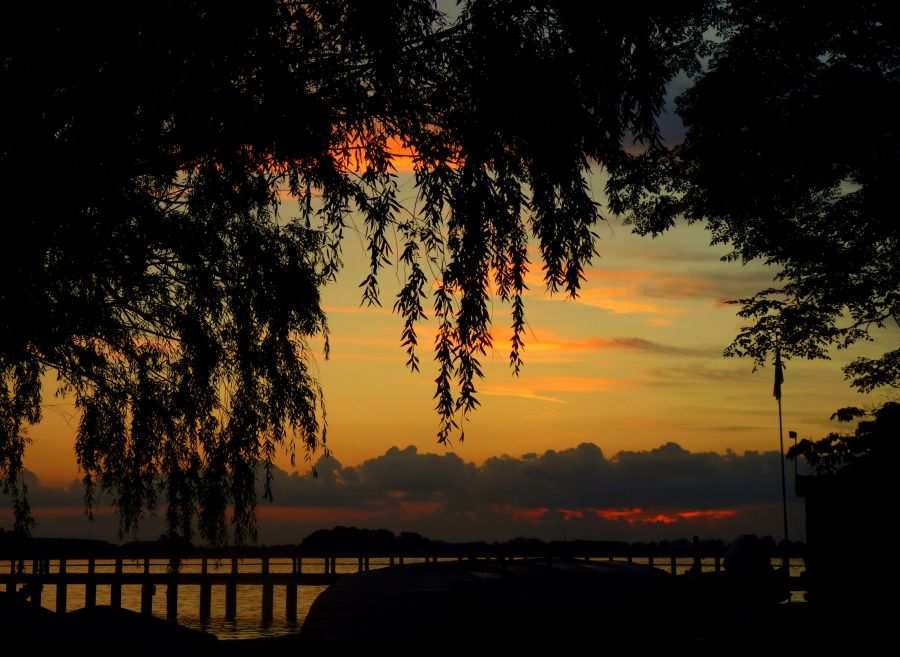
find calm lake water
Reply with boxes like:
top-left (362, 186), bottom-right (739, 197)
top-left (22, 557), bottom-right (806, 640)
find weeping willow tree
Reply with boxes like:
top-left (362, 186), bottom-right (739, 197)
top-left (0, 1), bottom-right (709, 543)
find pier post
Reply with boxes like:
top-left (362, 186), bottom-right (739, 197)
top-left (389, 556), bottom-right (395, 567)
top-left (225, 557), bottom-right (237, 621)
top-left (261, 555), bottom-right (273, 625)
top-left (648, 555), bottom-right (654, 569)
top-left (364, 556), bottom-right (370, 571)
top-left (166, 575), bottom-right (178, 621)
top-left (200, 557), bottom-right (211, 620)
top-left (111, 557), bottom-right (122, 609)
top-left (357, 556), bottom-right (363, 572)
top-left (6, 560), bottom-right (14, 594)
top-left (85, 558), bottom-right (96, 608)
top-left (56, 559), bottom-right (67, 614)
top-left (30, 559), bottom-right (42, 607)
top-left (670, 556), bottom-right (677, 575)
top-left (287, 555), bottom-right (299, 624)
top-left (141, 557), bottom-right (154, 616)
top-left (714, 556), bottom-right (721, 573)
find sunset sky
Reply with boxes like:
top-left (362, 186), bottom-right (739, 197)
top-left (11, 157), bottom-right (895, 545)
top-left (5, 46), bottom-right (895, 545)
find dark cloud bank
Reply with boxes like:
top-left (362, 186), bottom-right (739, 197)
top-left (6, 443), bottom-right (804, 544)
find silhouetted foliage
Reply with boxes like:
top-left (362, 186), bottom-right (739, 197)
top-left (617, 1), bottom-right (900, 390)
top-left (0, 1), bottom-right (710, 541)
top-left (300, 526), bottom-right (440, 555)
top-left (791, 402), bottom-right (895, 626)
top-left (788, 402), bottom-right (899, 479)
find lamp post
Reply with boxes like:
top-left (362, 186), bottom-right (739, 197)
top-left (774, 348), bottom-right (789, 571)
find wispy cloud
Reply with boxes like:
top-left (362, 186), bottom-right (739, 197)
top-left (493, 328), bottom-right (707, 358)
top-left (525, 268), bottom-right (683, 316)
top-left (576, 336), bottom-right (698, 354)
top-left (478, 374), bottom-right (638, 404)
top-left (525, 264), bottom-right (779, 315)
top-left (480, 385), bottom-right (567, 404)
top-left (642, 364), bottom-right (757, 383)
top-left (574, 292), bottom-right (685, 315)
top-left (530, 376), bottom-right (637, 393)
top-left (637, 270), bottom-right (778, 304)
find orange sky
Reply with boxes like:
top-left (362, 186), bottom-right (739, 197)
top-left (22, 169), bottom-right (895, 491)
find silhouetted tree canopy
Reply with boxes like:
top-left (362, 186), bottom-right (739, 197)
top-left (618, 1), bottom-right (899, 390)
top-left (0, 1), bottom-right (709, 541)
top-left (788, 402), bottom-right (898, 480)
top-left (6, 1), bottom-right (892, 545)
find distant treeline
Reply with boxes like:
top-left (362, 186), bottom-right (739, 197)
top-left (0, 526), bottom-right (807, 559)
top-left (296, 526), bottom-right (807, 559)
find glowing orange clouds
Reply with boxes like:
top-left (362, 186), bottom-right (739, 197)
top-left (676, 510), bottom-right (738, 521)
top-left (595, 508), bottom-right (644, 520)
top-left (330, 132), bottom-right (465, 174)
top-left (0, 505), bottom-right (114, 520)
top-left (593, 507), bottom-right (738, 525)
top-left (523, 266), bottom-right (683, 316)
top-left (522, 263), bottom-right (774, 317)
top-left (485, 505), bottom-right (739, 526)
top-left (572, 290), bottom-right (683, 316)
top-left (499, 505), bottom-right (550, 521)
top-left (501, 506), bottom-right (739, 525)
top-left (397, 501), bottom-right (443, 519)
top-left (480, 376), bottom-right (637, 404)
top-left (329, 134), bottom-right (419, 173)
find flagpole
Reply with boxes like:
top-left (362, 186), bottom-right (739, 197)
top-left (774, 347), bottom-right (789, 571)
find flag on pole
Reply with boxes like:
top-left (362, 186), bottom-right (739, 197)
top-left (773, 349), bottom-right (784, 401)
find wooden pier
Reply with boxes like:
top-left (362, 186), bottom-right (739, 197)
top-left (1, 550), bottom-right (806, 624)
top-left (1, 555), bottom-right (339, 623)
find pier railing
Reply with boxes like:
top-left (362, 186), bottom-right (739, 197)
top-left (1, 551), bottom-right (806, 624)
